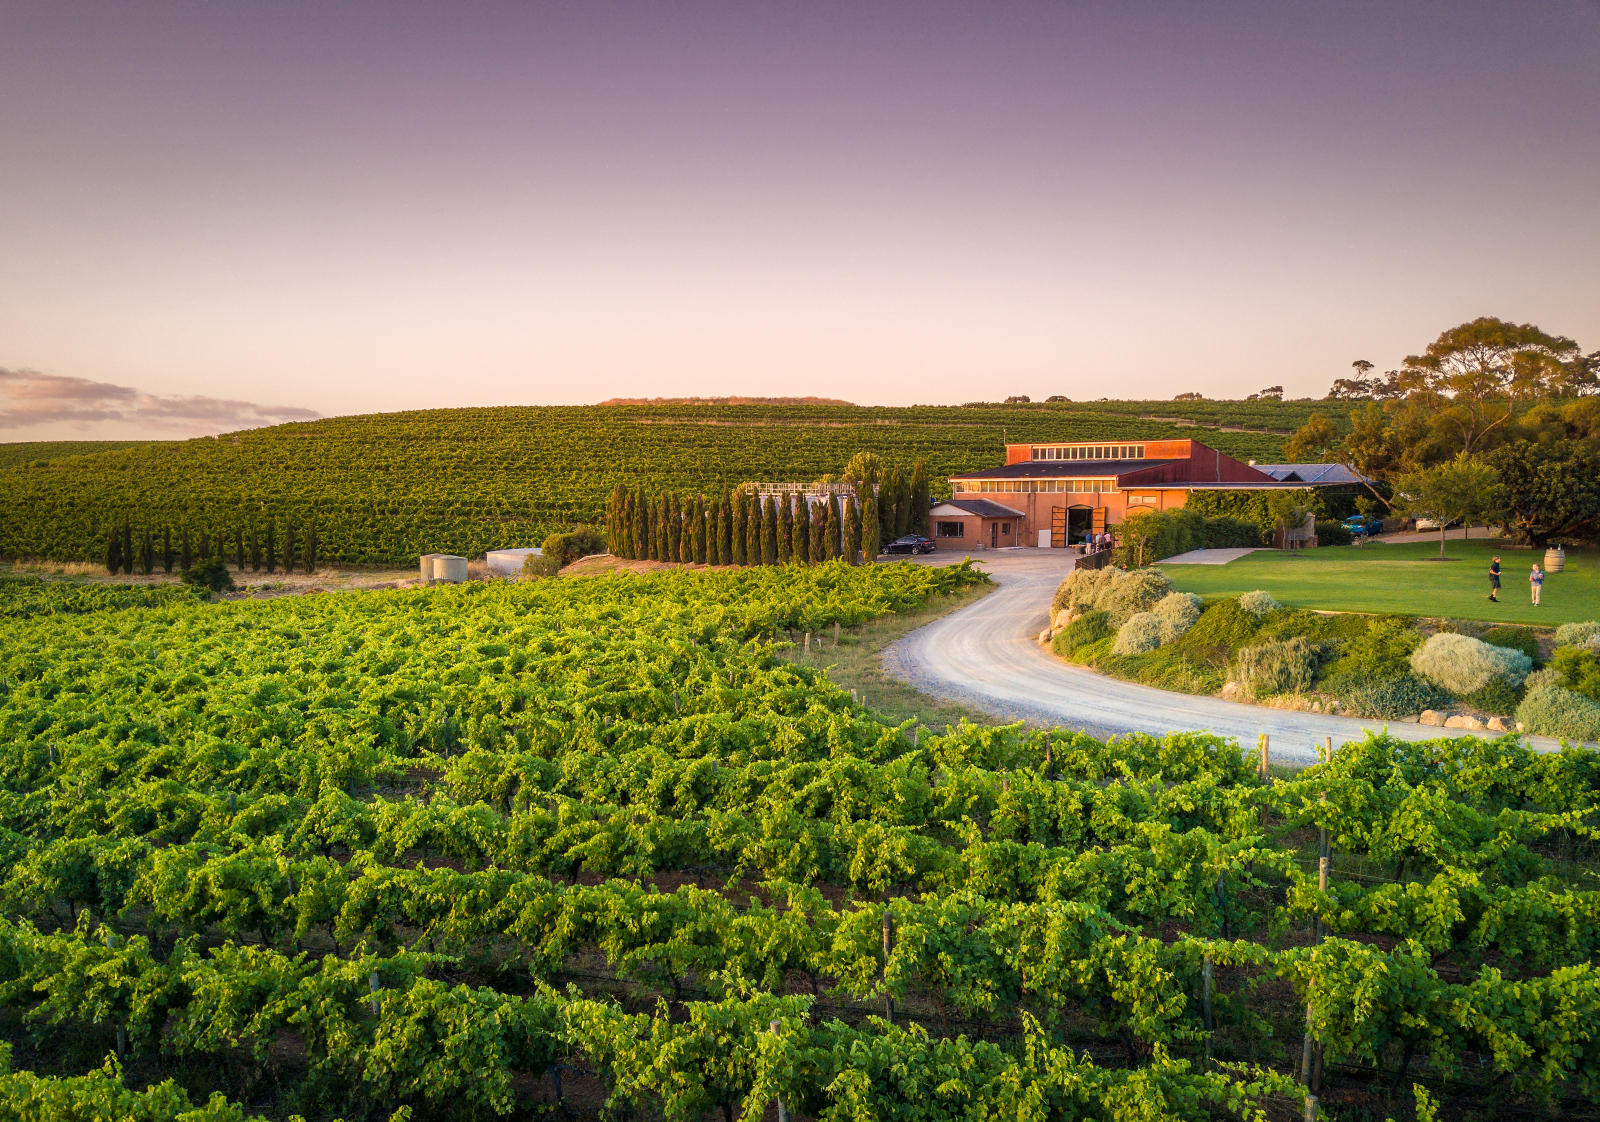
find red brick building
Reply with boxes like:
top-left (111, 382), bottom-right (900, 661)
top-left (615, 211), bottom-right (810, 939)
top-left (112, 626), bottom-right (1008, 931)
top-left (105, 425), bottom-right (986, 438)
top-left (943, 438), bottom-right (1332, 549)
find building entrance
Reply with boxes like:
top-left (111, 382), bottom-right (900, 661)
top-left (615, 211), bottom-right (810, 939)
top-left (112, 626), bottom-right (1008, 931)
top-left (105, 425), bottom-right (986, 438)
top-left (1067, 505), bottom-right (1093, 543)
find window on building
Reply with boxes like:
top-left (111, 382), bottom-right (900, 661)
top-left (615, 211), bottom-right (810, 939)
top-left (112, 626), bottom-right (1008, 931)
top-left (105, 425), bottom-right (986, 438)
top-left (935, 521), bottom-right (964, 538)
top-left (1128, 493), bottom-right (1158, 506)
top-left (1001, 523), bottom-right (1011, 534)
top-left (1030, 444), bottom-right (1144, 462)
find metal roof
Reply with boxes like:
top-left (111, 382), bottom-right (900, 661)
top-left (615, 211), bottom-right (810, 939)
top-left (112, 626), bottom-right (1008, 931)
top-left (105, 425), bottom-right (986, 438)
top-left (1250, 463), bottom-right (1370, 485)
top-left (930, 498), bottom-right (1027, 519)
top-left (946, 459), bottom-right (1175, 480)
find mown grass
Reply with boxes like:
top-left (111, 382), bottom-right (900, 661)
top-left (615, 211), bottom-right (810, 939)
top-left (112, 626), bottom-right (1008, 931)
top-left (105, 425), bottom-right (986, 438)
top-left (778, 581), bottom-right (999, 732)
top-left (1163, 540), bottom-right (1598, 625)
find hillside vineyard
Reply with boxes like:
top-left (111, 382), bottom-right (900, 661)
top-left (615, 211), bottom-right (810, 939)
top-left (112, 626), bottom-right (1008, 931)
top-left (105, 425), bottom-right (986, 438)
top-left (0, 563), bottom-right (1598, 1118)
top-left (0, 403), bottom-right (1289, 566)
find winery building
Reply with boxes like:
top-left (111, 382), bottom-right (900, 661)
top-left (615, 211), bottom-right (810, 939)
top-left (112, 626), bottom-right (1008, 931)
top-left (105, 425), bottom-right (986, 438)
top-left (939, 439), bottom-right (1353, 549)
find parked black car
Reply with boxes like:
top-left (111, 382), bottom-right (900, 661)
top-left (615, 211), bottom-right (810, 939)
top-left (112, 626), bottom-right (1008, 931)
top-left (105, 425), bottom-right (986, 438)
top-left (882, 535), bottom-right (938, 555)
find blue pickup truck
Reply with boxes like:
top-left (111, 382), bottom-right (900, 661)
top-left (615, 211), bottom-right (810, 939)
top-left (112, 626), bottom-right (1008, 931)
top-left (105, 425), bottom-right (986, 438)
top-left (1341, 514), bottom-right (1384, 537)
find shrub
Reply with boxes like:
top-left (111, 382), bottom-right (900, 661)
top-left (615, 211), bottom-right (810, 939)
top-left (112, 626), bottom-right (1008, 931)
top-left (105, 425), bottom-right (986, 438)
top-left (1409, 632), bottom-right (1532, 694)
top-left (1238, 590), bottom-right (1280, 618)
top-left (1344, 675), bottom-right (1454, 720)
top-left (1481, 626), bottom-right (1540, 664)
top-left (1152, 592), bottom-right (1202, 644)
top-left (1516, 684), bottom-right (1600, 742)
top-left (520, 553), bottom-right (561, 579)
top-left (1318, 616), bottom-right (1422, 691)
top-left (1315, 520), bottom-right (1353, 547)
top-left (1549, 645), bottom-right (1600, 701)
top-left (1052, 566), bottom-right (1173, 628)
top-left (1201, 516), bottom-right (1263, 549)
top-left (1113, 612), bottom-right (1164, 655)
top-left (1554, 621), bottom-right (1600, 647)
top-left (542, 525), bottom-right (606, 568)
top-left (1179, 598), bottom-right (1264, 651)
top-left (1525, 667), bottom-right (1563, 691)
top-left (1053, 610), bottom-right (1112, 656)
top-left (1236, 636), bottom-right (1317, 696)
top-left (1460, 679), bottom-right (1523, 716)
top-left (180, 556), bottom-right (235, 594)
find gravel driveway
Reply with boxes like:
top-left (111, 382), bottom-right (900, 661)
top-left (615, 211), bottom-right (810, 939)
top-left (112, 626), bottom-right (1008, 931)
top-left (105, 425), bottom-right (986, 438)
top-left (882, 549), bottom-right (1562, 767)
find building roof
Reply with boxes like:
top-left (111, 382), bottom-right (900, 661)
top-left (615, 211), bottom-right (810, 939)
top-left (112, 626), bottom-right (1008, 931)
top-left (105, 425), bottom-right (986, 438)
top-left (1251, 463), bottom-right (1370, 485)
top-left (930, 498), bottom-right (1027, 519)
top-left (947, 460), bottom-right (1175, 481)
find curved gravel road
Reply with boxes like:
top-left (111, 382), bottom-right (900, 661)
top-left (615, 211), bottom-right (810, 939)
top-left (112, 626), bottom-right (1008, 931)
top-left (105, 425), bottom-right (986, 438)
top-left (883, 551), bottom-right (1560, 768)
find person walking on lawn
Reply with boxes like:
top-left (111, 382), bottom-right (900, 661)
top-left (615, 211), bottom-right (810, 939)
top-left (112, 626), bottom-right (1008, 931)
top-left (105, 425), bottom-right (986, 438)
top-left (1489, 556), bottom-right (1501, 602)
top-left (1530, 563), bottom-right (1544, 606)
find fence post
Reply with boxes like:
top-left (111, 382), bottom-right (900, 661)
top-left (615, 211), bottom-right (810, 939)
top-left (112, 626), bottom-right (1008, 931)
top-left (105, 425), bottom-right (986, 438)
top-left (369, 972), bottom-right (381, 1016)
top-left (1201, 954), bottom-right (1214, 1060)
top-left (1303, 1094), bottom-right (1317, 1122)
top-left (107, 932), bottom-right (126, 1057)
top-left (882, 909), bottom-right (894, 1024)
top-left (770, 1020), bottom-right (788, 1122)
top-left (834, 621), bottom-right (841, 645)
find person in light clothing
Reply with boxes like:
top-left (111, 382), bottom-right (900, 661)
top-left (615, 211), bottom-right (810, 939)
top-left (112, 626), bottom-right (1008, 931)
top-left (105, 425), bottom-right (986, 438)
top-left (1530, 563), bottom-right (1544, 605)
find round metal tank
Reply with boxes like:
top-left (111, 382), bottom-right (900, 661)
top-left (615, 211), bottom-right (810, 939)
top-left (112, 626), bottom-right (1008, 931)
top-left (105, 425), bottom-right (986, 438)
top-left (433, 555), bottom-right (469, 583)
top-left (419, 553), bottom-right (442, 582)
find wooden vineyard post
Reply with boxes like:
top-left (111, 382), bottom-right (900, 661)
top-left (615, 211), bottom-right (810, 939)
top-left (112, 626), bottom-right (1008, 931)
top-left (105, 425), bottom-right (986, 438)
top-left (882, 909), bottom-right (894, 1024)
top-left (107, 932), bottom-right (126, 1058)
top-left (1302, 854), bottom-right (1330, 1087)
top-left (834, 621), bottom-right (841, 646)
top-left (1201, 954), bottom-right (1215, 1060)
top-left (369, 972), bottom-right (381, 1016)
top-left (803, 632), bottom-right (810, 653)
top-left (770, 1020), bottom-right (788, 1122)
top-left (1303, 1095), bottom-right (1318, 1122)
top-left (1258, 733), bottom-right (1270, 828)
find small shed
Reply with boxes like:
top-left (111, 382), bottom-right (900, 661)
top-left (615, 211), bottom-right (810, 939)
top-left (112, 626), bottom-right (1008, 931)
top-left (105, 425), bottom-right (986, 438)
top-left (486, 547), bottom-right (541, 577)
top-left (928, 499), bottom-right (1026, 551)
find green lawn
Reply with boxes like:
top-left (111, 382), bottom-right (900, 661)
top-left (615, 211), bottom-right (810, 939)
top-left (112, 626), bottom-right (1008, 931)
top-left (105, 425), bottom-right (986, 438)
top-left (1162, 541), bottom-right (1599, 625)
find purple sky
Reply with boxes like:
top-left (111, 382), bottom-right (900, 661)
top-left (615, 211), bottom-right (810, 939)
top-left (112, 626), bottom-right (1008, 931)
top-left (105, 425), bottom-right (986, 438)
top-left (3, 2), bottom-right (1598, 438)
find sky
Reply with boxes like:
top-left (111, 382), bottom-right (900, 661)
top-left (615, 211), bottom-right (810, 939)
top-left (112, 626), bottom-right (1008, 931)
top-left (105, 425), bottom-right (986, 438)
top-left (2, 1), bottom-right (1598, 439)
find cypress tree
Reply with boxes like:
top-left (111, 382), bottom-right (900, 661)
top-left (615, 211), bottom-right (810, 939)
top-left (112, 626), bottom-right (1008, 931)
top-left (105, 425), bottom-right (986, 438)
top-left (180, 526), bottom-right (193, 572)
top-left (139, 526), bottom-right (154, 575)
top-left (105, 521), bottom-right (122, 575)
top-left (708, 499), bottom-right (721, 565)
top-left (910, 459), bottom-right (930, 536)
top-left (235, 527), bottom-right (246, 571)
top-left (305, 521), bottom-right (318, 574)
top-left (778, 495), bottom-right (794, 564)
top-left (745, 496), bottom-right (762, 565)
top-left (720, 489), bottom-right (734, 565)
top-left (608, 484), bottom-right (627, 554)
top-left (794, 497), bottom-right (812, 565)
top-left (162, 526), bottom-right (173, 573)
top-left (693, 496), bottom-right (708, 564)
top-left (264, 523), bottom-right (276, 573)
top-left (844, 497), bottom-right (861, 564)
top-left (633, 487), bottom-right (648, 561)
top-left (893, 466), bottom-right (913, 537)
top-left (199, 529), bottom-right (211, 563)
top-left (730, 492), bottom-right (747, 566)
top-left (249, 526), bottom-right (260, 571)
top-left (825, 495), bottom-right (842, 560)
top-left (809, 499), bottom-right (825, 562)
top-left (878, 465), bottom-right (898, 541)
top-left (761, 496), bottom-right (778, 564)
top-left (618, 493), bottom-right (632, 558)
top-left (122, 517), bottom-right (134, 574)
top-left (284, 520), bottom-right (297, 573)
top-left (861, 490), bottom-right (880, 562)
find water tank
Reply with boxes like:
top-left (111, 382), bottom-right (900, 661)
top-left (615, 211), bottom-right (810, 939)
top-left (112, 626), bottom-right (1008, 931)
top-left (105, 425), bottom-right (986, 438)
top-left (486, 547), bottom-right (541, 577)
top-left (419, 553), bottom-right (442, 582)
top-left (432, 555), bottom-right (469, 583)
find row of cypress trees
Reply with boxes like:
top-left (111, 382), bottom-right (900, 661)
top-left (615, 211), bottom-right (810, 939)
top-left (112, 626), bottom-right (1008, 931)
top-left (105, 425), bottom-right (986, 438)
top-left (607, 485), bottom-right (879, 566)
top-left (102, 517), bottom-right (320, 576)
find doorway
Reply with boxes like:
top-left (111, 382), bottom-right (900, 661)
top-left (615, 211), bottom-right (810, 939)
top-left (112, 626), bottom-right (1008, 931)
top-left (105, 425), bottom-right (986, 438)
top-left (1067, 505), bottom-right (1093, 543)
top-left (990, 522), bottom-right (998, 548)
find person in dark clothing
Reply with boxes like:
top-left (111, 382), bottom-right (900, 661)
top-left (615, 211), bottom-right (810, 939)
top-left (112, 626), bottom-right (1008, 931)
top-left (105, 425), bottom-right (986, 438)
top-left (1489, 556), bottom-right (1501, 602)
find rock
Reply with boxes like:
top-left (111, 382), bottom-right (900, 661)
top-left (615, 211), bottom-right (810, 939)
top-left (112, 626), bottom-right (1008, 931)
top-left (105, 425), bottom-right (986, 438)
top-left (1220, 681), bottom-right (1245, 701)
top-left (1516, 721), bottom-right (1527, 733)
top-left (1419, 710), bottom-right (1444, 726)
top-left (1443, 715), bottom-right (1485, 730)
top-left (1486, 716), bottom-right (1509, 732)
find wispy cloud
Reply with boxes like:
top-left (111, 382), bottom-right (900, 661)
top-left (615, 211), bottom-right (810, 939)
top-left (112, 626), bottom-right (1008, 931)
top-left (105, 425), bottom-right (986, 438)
top-left (0, 368), bottom-right (319, 434)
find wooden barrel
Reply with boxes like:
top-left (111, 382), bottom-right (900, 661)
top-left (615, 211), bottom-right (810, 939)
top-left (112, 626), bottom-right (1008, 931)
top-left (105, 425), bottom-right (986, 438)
top-left (1544, 547), bottom-right (1565, 573)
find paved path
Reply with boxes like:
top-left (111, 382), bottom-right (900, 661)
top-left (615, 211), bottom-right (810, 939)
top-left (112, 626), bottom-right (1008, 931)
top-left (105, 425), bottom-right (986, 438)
top-left (1156, 547), bottom-right (1259, 565)
top-left (884, 550), bottom-right (1560, 768)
